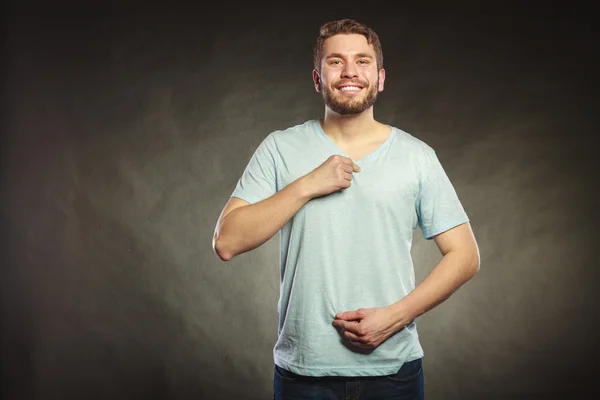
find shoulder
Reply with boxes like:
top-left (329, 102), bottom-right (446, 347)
top-left (248, 120), bottom-right (318, 160)
top-left (258, 120), bottom-right (321, 156)
top-left (269, 120), bottom-right (319, 142)
top-left (389, 125), bottom-right (437, 160)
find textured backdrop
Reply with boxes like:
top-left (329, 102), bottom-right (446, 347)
top-left (2, 2), bottom-right (599, 399)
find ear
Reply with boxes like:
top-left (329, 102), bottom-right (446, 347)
top-left (378, 68), bottom-right (386, 92)
top-left (312, 69), bottom-right (322, 92)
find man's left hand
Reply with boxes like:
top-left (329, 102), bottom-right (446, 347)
top-left (332, 307), bottom-right (403, 350)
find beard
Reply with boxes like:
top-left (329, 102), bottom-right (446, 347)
top-left (321, 78), bottom-right (379, 116)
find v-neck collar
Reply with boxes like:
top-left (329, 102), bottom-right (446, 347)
top-left (313, 119), bottom-right (395, 165)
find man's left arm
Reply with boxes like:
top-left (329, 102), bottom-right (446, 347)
top-left (388, 221), bottom-right (480, 327)
top-left (332, 222), bottom-right (480, 349)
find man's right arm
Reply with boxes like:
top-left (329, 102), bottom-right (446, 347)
top-left (212, 154), bottom-right (360, 261)
top-left (212, 175), bottom-right (314, 261)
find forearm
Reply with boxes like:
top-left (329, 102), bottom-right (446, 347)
top-left (214, 177), bottom-right (313, 261)
top-left (388, 251), bottom-right (480, 329)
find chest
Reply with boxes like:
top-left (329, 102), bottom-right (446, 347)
top-left (339, 142), bottom-right (387, 163)
top-left (278, 154), bottom-right (420, 220)
top-left (332, 135), bottom-right (389, 163)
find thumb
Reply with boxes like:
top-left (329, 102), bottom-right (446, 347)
top-left (335, 310), bottom-right (362, 321)
top-left (352, 163), bottom-right (361, 173)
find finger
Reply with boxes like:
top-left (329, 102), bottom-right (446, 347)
top-left (340, 157), bottom-right (361, 172)
top-left (340, 156), bottom-right (355, 165)
top-left (346, 335), bottom-right (369, 348)
top-left (336, 311), bottom-right (362, 321)
top-left (332, 320), bottom-right (345, 332)
top-left (341, 165), bottom-right (354, 174)
top-left (332, 320), bottom-right (353, 334)
top-left (344, 330), bottom-right (365, 342)
top-left (341, 321), bottom-right (363, 336)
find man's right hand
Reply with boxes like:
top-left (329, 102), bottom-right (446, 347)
top-left (302, 155), bottom-right (361, 199)
top-left (214, 154), bottom-right (360, 261)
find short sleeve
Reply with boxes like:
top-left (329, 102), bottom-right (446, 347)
top-left (230, 134), bottom-right (278, 204)
top-left (417, 148), bottom-right (470, 240)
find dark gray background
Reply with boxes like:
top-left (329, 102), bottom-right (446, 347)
top-left (3, 1), bottom-right (599, 399)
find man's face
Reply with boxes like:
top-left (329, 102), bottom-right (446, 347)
top-left (313, 34), bottom-right (385, 116)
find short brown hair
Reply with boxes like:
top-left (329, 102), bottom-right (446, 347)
top-left (313, 18), bottom-right (383, 72)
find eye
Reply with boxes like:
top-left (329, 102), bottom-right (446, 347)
top-left (358, 59), bottom-right (370, 65)
top-left (330, 60), bottom-right (342, 65)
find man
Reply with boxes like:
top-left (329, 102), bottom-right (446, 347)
top-left (213, 18), bottom-right (480, 400)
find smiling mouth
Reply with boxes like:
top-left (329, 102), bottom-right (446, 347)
top-left (338, 86), bottom-right (363, 92)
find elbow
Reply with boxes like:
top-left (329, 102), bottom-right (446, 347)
top-left (454, 249), bottom-right (480, 279)
top-left (213, 235), bottom-right (234, 262)
top-left (471, 262), bottom-right (480, 278)
top-left (469, 250), bottom-right (481, 276)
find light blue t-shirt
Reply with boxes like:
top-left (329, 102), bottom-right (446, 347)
top-left (231, 119), bottom-right (469, 377)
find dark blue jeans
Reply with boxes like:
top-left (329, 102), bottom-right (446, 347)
top-left (273, 358), bottom-right (424, 400)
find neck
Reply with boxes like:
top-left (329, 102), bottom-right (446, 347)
top-left (321, 107), bottom-right (379, 143)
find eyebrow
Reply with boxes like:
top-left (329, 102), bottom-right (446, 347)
top-left (325, 52), bottom-right (374, 60)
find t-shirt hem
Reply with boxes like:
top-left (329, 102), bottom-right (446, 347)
top-left (423, 216), bottom-right (470, 240)
top-left (230, 191), bottom-right (263, 205)
top-left (273, 351), bottom-right (425, 377)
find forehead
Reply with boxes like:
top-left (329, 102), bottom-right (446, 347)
top-left (322, 33), bottom-right (375, 57)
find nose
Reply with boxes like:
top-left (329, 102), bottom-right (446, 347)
top-left (341, 62), bottom-right (358, 79)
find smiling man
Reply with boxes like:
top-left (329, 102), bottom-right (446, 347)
top-left (213, 18), bottom-right (480, 400)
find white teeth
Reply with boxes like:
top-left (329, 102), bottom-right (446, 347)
top-left (340, 86), bottom-right (361, 91)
